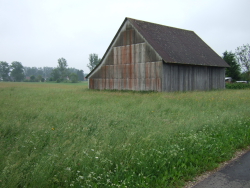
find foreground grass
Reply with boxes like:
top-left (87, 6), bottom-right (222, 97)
top-left (0, 82), bottom-right (250, 188)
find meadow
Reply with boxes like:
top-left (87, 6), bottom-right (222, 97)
top-left (0, 82), bottom-right (250, 188)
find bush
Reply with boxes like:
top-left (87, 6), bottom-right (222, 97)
top-left (226, 83), bottom-right (250, 89)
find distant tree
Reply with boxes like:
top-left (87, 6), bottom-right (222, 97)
top-left (240, 71), bottom-right (250, 81)
top-left (37, 68), bottom-right (44, 77)
top-left (70, 73), bottom-right (78, 83)
top-left (43, 67), bottom-right (53, 80)
top-left (37, 75), bottom-right (42, 82)
top-left (0, 61), bottom-right (10, 81)
top-left (222, 51), bottom-right (241, 81)
top-left (24, 67), bottom-right (38, 77)
top-left (87, 53), bottom-right (101, 71)
top-left (30, 75), bottom-right (36, 82)
top-left (77, 70), bottom-right (84, 81)
top-left (235, 44), bottom-right (250, 72)
top-left (10, 61), bottom-right (25, 81)
top-left (57, 58), bottom-right (68, 80)
top-left (51, 68), bottom-right (60, 81)
top-left (68, 67), bottom-right (78, 74)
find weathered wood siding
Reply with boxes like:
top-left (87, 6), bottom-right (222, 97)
top-left (89, 20), bottom-right (162, 91)
top-left (162, 63), bottom-right (225, 91)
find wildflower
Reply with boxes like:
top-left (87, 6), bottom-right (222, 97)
top-left (66, 167), bottom-right (71, 171)
top-left (51, 128), bottom-right (55, 130)
top-left (79, 176), bottom-right (84, 179)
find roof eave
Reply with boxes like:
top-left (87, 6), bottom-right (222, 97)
top-left (163, 60), bottom-right (230, 68)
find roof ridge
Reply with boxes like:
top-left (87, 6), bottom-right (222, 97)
top-left (126, 17), bottom-right (194, 32)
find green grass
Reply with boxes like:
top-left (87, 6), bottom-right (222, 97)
top-left (0, 82), bottom-right (250, 188)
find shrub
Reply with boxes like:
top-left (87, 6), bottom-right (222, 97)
top-left (226, 83), bottom-right (250, 89)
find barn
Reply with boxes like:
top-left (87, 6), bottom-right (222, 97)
top-left (86, 17), bottom-right (229, 92)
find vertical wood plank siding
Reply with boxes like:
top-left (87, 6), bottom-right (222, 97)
top-left (162, 63), bottom-right (225, 91)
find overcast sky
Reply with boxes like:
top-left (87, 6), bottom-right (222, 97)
top-left (1, 0), bottom-right (249, 73)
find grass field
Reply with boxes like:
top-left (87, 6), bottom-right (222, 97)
top-left (1, 82), bottom-right (250, 188)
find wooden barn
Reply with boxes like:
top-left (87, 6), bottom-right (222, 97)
top-left (86, 18), bottom-right (229, 92)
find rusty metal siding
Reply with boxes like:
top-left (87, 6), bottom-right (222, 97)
top-left (162, 63), bottom-right (225, 92)
top-left (89, 20), bottom-right (163, 91)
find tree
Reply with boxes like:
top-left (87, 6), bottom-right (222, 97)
top-left (222, 51), bottom-right (241, 81)
top-left (70, 73), bottom-right (78, 83)
top-left (235, 44), bottom-right (250, 72)
top-left (43, 67), bottom-right (53, 80)
top-left (87, 53), bottom-right (101, 71)
top-left (57, 58), bottom-right (68, 80)
top-left (0, 61), bottom-right (10, 81)
top-left (30, 75), bottom-right (36, 82)
top-left (51, 68), bottom-right (60, 81)
top-left (10, 61), bottom-right (25, 81)
top-left (77, 70), bottom-right (84, 81)
top-left (37, 75), bottom-right (43, 82)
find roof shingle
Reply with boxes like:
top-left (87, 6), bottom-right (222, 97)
top-left (128, 18), bottom-right (229, 67)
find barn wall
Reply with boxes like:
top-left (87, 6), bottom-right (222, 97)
top-left (162, 63), bottom-right (225, 92)
top-left (89, 20), bottom-right (162, 91)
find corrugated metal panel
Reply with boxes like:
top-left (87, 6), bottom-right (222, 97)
top-left (117, 79), bottom-right (121, 90)
top-left (156, 78), bottom-right (162, 92)
top-left (106, 79), bottom-right (109, 89)
top-left (150, 78), bottom-right (156, 91)
top-left (114, 47), bottom-right (117, 65)
top-left (155, 61), bottom-right (162, 79)
top-left (126, 45), bottom-right (130, 64)
top-left (135, 44), bottom-right (140, 64)
top-left (145, 78), bottom-right (150, 90)
top-left (117, 64), bottom-right (122, 79)
top-left (145, 62), bottom-right (151, 79)
top-left (89, 32), bottom-right (163, 91)
top-left (139, 63), bottom-right (145, 79)
top-left (109, 79), bottom-right (114, 90)
top-left (113, 79), bottom-right (118, 90)
top-left (121, 46), bottom-right (126, 64)
top-left (140, 78), bottom-right (145, 91)
top-left (129, 64), bottom-right (134, 79)
top-left (122, 64), bottom-right (126, 79)
top-left (134, 79), bottom-right (138, 90)
top-left (141, 43), bottom-right (145, 63)
top-left (131, 45), bottom-right (135, 64)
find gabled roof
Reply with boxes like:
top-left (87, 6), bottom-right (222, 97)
top-left (128, 18), bottom-right (229, 67)
top-left (86, 18), bottom-right (229, 78)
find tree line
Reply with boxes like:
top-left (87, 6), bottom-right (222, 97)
top-left (223, 44), bottom-right (250, 82)
top-left (0, 58), bottom-right (85, 83)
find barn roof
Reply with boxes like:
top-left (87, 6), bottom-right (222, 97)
top-left (128, 18), bottom-right (229, 67)
top-left (86, 18), bottom-right (229, 78)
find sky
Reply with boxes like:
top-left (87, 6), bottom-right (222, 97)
top-left (1, 0), bottom-right (250, 74)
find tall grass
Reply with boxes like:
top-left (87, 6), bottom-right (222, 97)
top-left (0, 82), bottom-right (250, 187)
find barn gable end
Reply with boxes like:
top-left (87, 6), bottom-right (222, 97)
top-left (88, 19), bottom-right (164, 91)
top-left (87, 18), bottom-right (229, 92)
